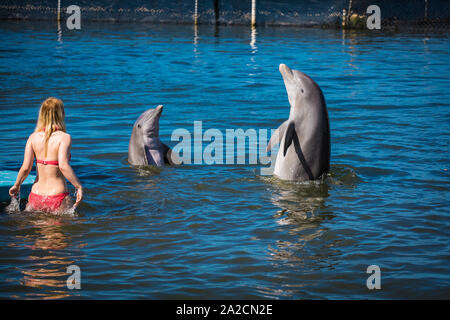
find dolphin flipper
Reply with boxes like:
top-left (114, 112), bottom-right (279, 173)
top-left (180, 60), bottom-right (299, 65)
top-left (283, 122), bottom-right (296, 157)
top-left (282, 122), bottom-right (314, 180)
top-left (267, 120), bottom-right (289, 152)
top-left (161, 143), bottom-right (172, 165)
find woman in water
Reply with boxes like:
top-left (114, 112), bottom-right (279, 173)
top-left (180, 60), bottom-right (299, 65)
top-left (9, 97), bottom-right (83, 213)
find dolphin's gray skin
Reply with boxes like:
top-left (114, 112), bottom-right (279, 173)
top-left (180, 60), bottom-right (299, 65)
top-left (267, 64), bottom-right (330, 181)
top-left (128, 105), bottom-right (173, 166)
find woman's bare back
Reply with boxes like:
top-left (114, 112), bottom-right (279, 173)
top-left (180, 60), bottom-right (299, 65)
top-left (30, 131), bottom-right (70, 195)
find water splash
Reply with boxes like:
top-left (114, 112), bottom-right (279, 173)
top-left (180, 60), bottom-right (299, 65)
top-left (5, 192), bottom-right (21, 214)
top-left (58, 190), bottom-right (79, 216)
top-left (60, 206), bottom-right (76, 216)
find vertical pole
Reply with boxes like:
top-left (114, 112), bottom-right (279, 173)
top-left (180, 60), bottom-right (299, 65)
top-left (424, 0), bottom-right (428, 21)
top-left (251, 0), bottom-right (256, 27)
top-left (57, 0), bottom-right (61, 22)
top-left (57, 0), bottom-right (62, 42)
top-left (342, 9), bottom-right (347, 28)
top-left (214, 0), bottom-right (219, 25)
top-left (347, 0), bottom-right (352, 26)
top-left (194, 0), bottom-right (198, 25)
top-left (193, 0), bottom-right (198, 49)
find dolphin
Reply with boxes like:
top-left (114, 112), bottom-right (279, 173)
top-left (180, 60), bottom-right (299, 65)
top-left (128, 105), bottom-right (173, 166)
top-left (267, 64), bottom-right (330, 181)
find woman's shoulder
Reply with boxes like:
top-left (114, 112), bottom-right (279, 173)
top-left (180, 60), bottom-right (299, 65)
top-left (28, 131), bottom-right (41, 141)
top-left (29, 130), bottom-right (71, 137)
top-left (57, 131), bottom-right (72, 144)
top-left (58, 131), bottom-right (71, 138)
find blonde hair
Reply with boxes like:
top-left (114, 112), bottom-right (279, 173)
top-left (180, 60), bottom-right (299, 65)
top-left (35, 97), bottom-right (67, 157)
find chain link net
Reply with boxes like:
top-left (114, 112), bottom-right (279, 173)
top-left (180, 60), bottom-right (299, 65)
top-left (0, 0), bottom-right (448, 30)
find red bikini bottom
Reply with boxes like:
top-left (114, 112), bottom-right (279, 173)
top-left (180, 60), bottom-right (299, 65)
top-left (28, 192), bottom-right (70, 213)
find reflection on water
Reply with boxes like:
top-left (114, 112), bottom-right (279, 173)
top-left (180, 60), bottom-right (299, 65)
top-left (342, 29), bottom-right (360, 73)
top-left (269, 181), bottom-right (329, 260)
top-left (250, 26), bottom-right (257, 52)
top-left (57, 20), bottom-right (62, 44)
top-left (256, 166), bottom-right (360, 298)
top-left (8, 213), bottom-right (82, 299)
top-left (265, 169), bottom-right (336, 264)
top-left (193, 24), bottom-right (199, 51)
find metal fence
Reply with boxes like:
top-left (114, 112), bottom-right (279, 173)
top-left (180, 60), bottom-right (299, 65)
top-left (0, 0), bottom-right (448, 29)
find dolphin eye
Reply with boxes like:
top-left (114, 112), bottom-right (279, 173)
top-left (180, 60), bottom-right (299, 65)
top-left (301, 89), bottom-right (304, 93)
top-left (137, 124), bottom-right (141, 128)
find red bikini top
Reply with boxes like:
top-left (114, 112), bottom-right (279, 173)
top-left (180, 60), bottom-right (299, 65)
top-left (36, 153), bottom-right (71, 166)
top-left (36, 159), bottom-right (59, 166)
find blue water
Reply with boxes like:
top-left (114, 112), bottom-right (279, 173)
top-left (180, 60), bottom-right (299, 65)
top-left (0, 21), bottom-right (449, 299)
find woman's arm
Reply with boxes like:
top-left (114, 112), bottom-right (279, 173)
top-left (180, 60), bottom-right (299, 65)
top-left (58, 134), bottom-right (83, 206)
top-left (9, 135), bottom-right (35, 196)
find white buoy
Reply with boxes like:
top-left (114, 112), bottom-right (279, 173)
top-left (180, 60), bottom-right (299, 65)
top-left (251, 0), bottom-right (256, 27)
